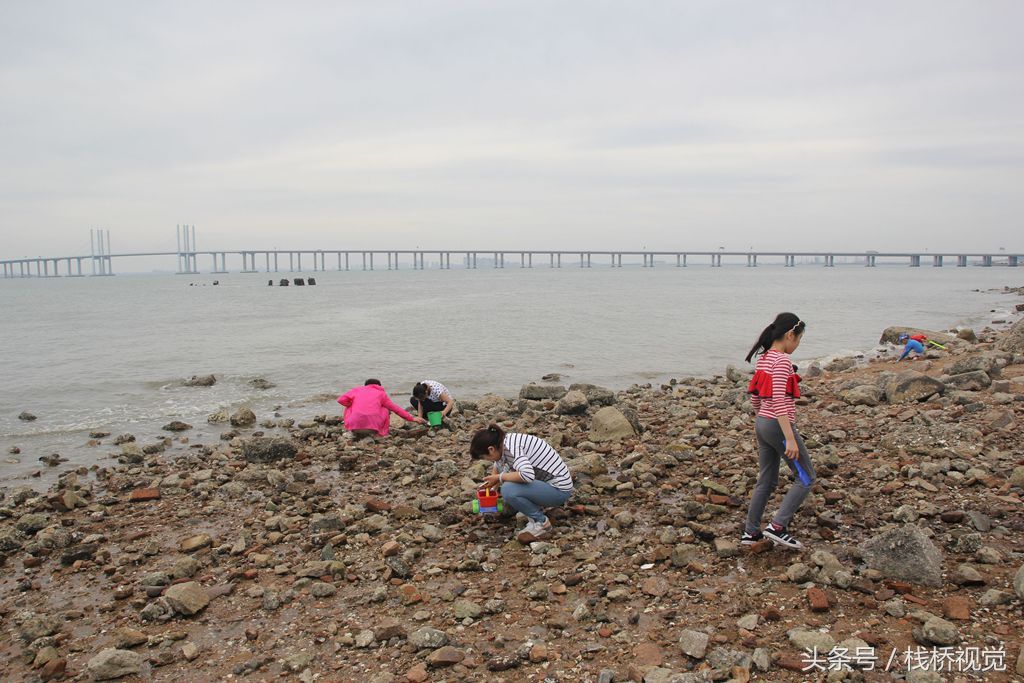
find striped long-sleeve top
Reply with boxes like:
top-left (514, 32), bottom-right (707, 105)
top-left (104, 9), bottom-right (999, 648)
top-left (748, 350), bottom-right (799, 422)
top-left (496, 433), bottom-right (574, 492)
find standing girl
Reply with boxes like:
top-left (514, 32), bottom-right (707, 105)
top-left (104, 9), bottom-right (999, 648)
top-left (742, 312), bottom-right (815, 549)
top-left (470, 424), bottom-right (574, 543)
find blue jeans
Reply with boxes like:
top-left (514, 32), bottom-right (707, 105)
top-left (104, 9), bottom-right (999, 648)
top-left (501, 481), bottom-right (571, 523)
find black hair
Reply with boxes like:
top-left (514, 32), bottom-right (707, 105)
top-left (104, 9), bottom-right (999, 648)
top-left (364, 379), bottom-right (382, 386)
top-left (412, 382), bottom-right (428, 399)
top-left (469, 423), bottom-right (505, 458)
top-left (745, 312), bottom-right (806, 362)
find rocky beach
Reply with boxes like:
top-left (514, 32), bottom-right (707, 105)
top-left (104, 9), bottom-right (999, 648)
top-left (3, 292), bottom-right (1024, 683)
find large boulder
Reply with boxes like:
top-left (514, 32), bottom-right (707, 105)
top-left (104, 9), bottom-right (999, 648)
top-left (242, 437), bottom-right (297, 463)
top-left (879, 327), bottom-right (949, 345)
top-left (997, 318), bottom-right (1024, 354)
top-left (589, 406), bottom-right (637, 442)
top-left (475, 394), bottom-right (511, 413)
top-left (567, 383), bottom-right (617, 406)
top-left (948, 354), bottom-right (997, 377)
top-left (860, 525), bottom-right (943, 587)
top-left (519, 384), bottom-right (567, 401)
top-left (555, 390), bottom-right (589, 415)
top-left (183, 374), bottom-right (216, 387)
top-left (885, 371), bottom-right (945, 403)
top-left (840, 385), bottom-right (883, 406)
top-left (86, 649), bottom-right (145, 680)
top-left (944, 370), bottom-right (991, 392)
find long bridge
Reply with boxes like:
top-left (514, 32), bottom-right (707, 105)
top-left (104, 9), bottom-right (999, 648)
top-left (3, 249), bottom-right (1020, 278)
top-left (1, 228), bottom-right (1019, 278)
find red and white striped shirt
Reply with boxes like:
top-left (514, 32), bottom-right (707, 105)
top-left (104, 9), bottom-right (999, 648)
top-left (750, 350), bottom-right (797, 422)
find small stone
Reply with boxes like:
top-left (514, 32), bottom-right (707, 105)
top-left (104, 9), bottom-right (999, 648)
top-left (678, 629), bottom-right (709, 659)
top-left (163, 581), bottom-right (210, 616)
top-left (19, 411), bottom-right (37, 421)
top-left (162, 421), bottom-right (192, 432)
top-left (714, 538), bottom-right (738, 558)
top-left (452, 599), bottom-right (483, 620)
top-left (641, 576), bottom-right (670, 597)
top-left (787, 629), bottom-right (835, 653)
top-left (410, 627), bottom-right (449, 649)
top-left (229, 407), bottom-right (256, 427)
top-left (178, 534), bottom-right (212, 553)
top-left (921, 616), bottom-right (959, 646)
top-left (181, 642), bottom-right (200, 661)
top-left (86, 649), bottom-right (145, 680)
top-left (427, 646), bottom-right (465, 667)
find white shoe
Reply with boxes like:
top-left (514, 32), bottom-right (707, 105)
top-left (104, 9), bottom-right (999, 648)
top-left (516, 518), bottom-right (552, 544)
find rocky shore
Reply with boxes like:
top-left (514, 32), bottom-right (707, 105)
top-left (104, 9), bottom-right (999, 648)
top-left (2, 304), bottom-right (1024, 682)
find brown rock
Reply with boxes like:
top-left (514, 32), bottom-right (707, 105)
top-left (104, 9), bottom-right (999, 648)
top-left (777, 655), bottom-right (809, 671)
top-left (381, 541), bottom-right (401, 557)
top-left (406, 663), bottom-right (428, 682)
top-left (641, 576), bottom-right (670, 597)
top-left (178, 534), bottom-right (212, 553)
top-left (129, 488), bottom-right (161, 502)
top-left (365, 498), bottom-right (392, 512)
top-left (427, 646), bottom-right (465, 667)
top-left (807, 587), bottom-right (830, 612)
top-left (943, 596), bottom-right (970, 621)
top-left (40, 658), bottom-right (66, 680)
top-left (633, 642), bottom-right (664, 667)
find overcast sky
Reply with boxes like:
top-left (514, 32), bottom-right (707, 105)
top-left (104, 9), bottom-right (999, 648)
top-left (1, 1), bottom-right (1022, 257)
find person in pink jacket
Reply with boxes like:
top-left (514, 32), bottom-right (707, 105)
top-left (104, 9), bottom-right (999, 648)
top-left (337, 379), bottom-right (425, 438)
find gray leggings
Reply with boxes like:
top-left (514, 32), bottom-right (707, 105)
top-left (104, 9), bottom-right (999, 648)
top-left (744, 416), bottom-right (817, 534)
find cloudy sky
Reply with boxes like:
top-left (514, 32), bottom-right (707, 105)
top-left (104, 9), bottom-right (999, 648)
top-left (1, 1), bottom-right (1022, 257)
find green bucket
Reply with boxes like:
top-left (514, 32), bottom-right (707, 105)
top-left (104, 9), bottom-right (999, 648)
top-left (427, 411), bottom-right (443, 427)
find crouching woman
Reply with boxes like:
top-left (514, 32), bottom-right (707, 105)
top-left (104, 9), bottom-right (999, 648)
top-left (470, 424), bottom-right (574, 543)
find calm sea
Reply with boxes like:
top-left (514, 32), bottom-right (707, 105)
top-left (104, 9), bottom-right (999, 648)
top-left (1, 264), bottom-right (1019, 485)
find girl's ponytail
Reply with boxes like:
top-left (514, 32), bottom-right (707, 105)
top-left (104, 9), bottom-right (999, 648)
top-left (745, 313), bottom-right (805, 362)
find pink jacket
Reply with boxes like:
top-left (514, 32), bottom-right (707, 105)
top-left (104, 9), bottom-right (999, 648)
top-left (337, 384), bottom-right (416, 436)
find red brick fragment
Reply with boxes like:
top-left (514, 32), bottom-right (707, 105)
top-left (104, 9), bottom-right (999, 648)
top-left (942, 596), bottom-right (970, 620)
top-left (129, 487), bottom-right (161, 502)
top-left (807, 587), bottom-right (830, 612)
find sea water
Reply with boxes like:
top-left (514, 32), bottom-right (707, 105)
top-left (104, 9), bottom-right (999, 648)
top-left (0, 265), bottom-right (1019, 484)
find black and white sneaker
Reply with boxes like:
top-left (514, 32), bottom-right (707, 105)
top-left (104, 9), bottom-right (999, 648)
top-left (763, 525), bottom-right (803, 549)
top-left (740, 531), bottom-right (763, 545)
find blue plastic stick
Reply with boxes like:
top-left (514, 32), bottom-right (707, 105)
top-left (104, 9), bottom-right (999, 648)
top-left (783, 439), bottom-right (813, 486)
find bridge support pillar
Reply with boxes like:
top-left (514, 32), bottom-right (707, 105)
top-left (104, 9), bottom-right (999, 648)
top-left (1009, 255), bottom-right (1019, 267)
top-left (527, 252), bottom-right (532, 268)
top-left (933, 255), bottom-right (943, 267)
top-left (909, 255), bottom-right (920, 267)
top-left (982, 255), bottom-right (992, 267)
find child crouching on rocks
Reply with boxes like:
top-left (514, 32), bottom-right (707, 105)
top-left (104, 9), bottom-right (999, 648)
top-left (337, 379), bottom-right (425, 439)
top-left (741, 312), bottom-right (816, 550)
top-left (470, 424), bottom-right (574, 543)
